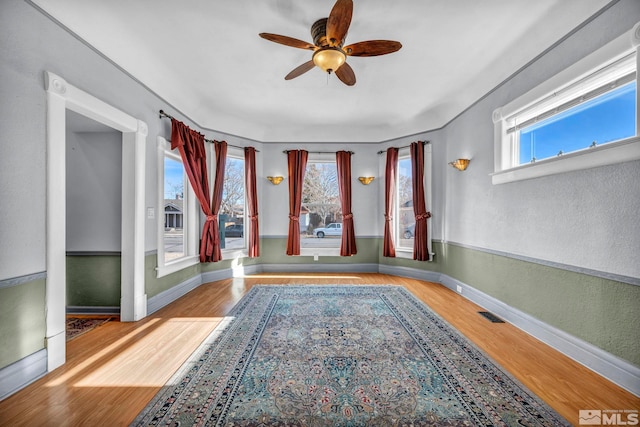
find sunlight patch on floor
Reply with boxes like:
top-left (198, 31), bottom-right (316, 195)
top-left (72, 317), bottom-right (224, 387)
top-left (45, 317), bottom-right (230, 388)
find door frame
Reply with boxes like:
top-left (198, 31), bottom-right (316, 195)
top-left (44, 71), bottom-right (148, 371)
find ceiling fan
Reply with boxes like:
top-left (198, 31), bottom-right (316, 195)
top-left (259, 0), bottom-right (402, 86)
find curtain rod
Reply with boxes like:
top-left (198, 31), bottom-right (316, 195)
top-left (283, 150), bottom-right (355, 154)
top-left (159, 110), bottom-right (259, 152)
top-left (377, 140), bottom-right (430, 155)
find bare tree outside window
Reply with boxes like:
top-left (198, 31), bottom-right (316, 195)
top-left (301, 162), bottom-right (342, 248)
top-left (221, 156), bottom-right (246, 249)
top-left (397, 157), bottom-right (414, 248)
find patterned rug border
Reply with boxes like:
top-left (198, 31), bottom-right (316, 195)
top-left (132, 284), bottom-right (570, 426)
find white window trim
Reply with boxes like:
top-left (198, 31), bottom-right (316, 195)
top-left (394, 145), bottom-right (434, 260)
top-left (211, 145), bottom-right (249, 259)
top-left (492, 22), bottom-right (640, 185)
top-left (300, 153), bottom-right (341, 257)
top-left (156, 136), bottom-right (199, 277)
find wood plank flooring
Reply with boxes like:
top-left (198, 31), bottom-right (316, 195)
top-left (0, 273), bottom-right (637, 426)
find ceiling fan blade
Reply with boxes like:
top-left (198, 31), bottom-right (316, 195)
top-left (326, 0), bottom-right (353, 47)
top-left (335, 62), bottom-right (356, 86)
top-left (259, 33), bottom-right (317, 51)
top-left (285, 60), bottom-right (316, 80)
top-left (343, 40), bottom-right (402, 57)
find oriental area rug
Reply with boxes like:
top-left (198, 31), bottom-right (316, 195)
top-left (66, 316), bottom-right (115, 341)
top-left (132, 285), bottom-right (569, 426)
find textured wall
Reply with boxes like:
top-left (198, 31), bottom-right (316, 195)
top-left (0, 279), bottom-right (46, 368)
top-left (443, 1), bottom-right (640, 279)
top-left (66, 129), bottom-right (122, 252)
top-left (66, 256), bottom-right (121, 306)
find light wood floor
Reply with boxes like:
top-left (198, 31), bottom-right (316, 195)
top-left (0, 273), bottom-right (637, 426)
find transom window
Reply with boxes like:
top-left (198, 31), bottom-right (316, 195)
top-left (492, 31), bottom-right (640, 184)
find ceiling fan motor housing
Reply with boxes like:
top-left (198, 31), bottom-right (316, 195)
top-left (312, 18), bottom-right (344, 48)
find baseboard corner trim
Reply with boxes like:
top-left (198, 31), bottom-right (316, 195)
top-left (0, 349), bottom-right (47, 401)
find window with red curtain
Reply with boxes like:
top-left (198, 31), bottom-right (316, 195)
top-left (170, 119), bottom-right (223, 263)
top-left (336, 151), bottom-right (357, 256)
top-left (286, 150), bottom-right (308, 255)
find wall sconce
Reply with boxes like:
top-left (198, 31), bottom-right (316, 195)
top-left (358, 176), bottom-right (375, 185)
top-left (267, 176), bottom-right (284, 185)
top-left (448, 159), bottom-right (470, 171)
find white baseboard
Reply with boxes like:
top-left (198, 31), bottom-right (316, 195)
top-left (381, 264), bottom-right (640, 397)
top-left (147, 275), bottom-right (202, 315)
top-left (0, 349), bottom-right (47, 401)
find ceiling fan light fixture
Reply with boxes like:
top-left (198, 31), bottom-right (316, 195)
top-left (312, 48), bottom-right (346, 74)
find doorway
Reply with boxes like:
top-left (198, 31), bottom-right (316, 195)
top-left (65, 111), bottom-right (122, 323)
top-left (45, 71), bottom-right (148, 372)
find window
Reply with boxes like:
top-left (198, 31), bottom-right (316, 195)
top-left (492, 26), bottom-right (640, 185)
top-left (300, 159), bottom-right (342, 251)
top-left (390, 145), bottom-right (433, 258)
top-left (156, 136), bottom-right (198, 277)
top-left (220, 153), bottom-right (246, 252)
top-left (396, 155), bottom-right (414, 251)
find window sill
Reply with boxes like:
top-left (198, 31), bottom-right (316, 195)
top-left (491, 136), bottom-right (640, 185)
top-left (395, 249), bottom-right (414, 259)
top-left (156, 255), bottom-right (199, 278)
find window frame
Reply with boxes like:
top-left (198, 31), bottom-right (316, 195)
top-left (491, 24), bottom-right (640, 185)
top-left (212, 145), bottom-right (249, 259)
top-left (392, 145), bottom-right (434, 260)
top-left (300, 153), bottom-right (342, 257)
top-left (156, 136), bottom-right (199, 277)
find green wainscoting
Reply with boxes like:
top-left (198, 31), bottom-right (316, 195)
top-left (145, 254), bottom-right (201, 299)
top-left (259, 237), bottom-right (380, 265)
top-left (66, 255), bottom-right (121, 306)
top-left (378, 240), bottom-right (444, 273)
top-left (381, 242), bottom-right (638, 367)
top-left (0, 278), bottom-right (46, 369)
top-left (439, 243), bottom-right (640, 366)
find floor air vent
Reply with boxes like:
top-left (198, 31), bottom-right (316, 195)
top-left (479, 311), bottom-right (505, 323)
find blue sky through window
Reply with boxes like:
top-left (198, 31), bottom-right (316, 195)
top-left (519, 81), bottom-right (636, 164)
top-left (164, 157), bottom-right (184, 199)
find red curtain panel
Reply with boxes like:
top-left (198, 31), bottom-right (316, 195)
top-left (244, 147), bottom-right (260, 258)
top-left (410, 141), bottom-right (431, 261)
top-left (170, 119), bottom-right (217, 262)
top-left (205, 141), bottom-right (227, 262)
top-left (336, 151), bottom-right (357, 256)
top-left (286, 150), bottom-right (308, 255)
top-left (383, 147), bottom-right (398, 257)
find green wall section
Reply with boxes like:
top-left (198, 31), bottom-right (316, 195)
top-left (66, 255), bottom-right (121, 306)
top-left (7, 240), bottom-right (634, 373)
top-left (0, 279), bottom-right (46, 368)
top-left (145, 254), bottom-right (201, 299)
top-left (437, 243), bottom-right (639, 366)
top-left (259, 237), bottom-right (380, 265)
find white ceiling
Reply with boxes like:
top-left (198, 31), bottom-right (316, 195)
top-left (32, 0), bottom-right (611, 143)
